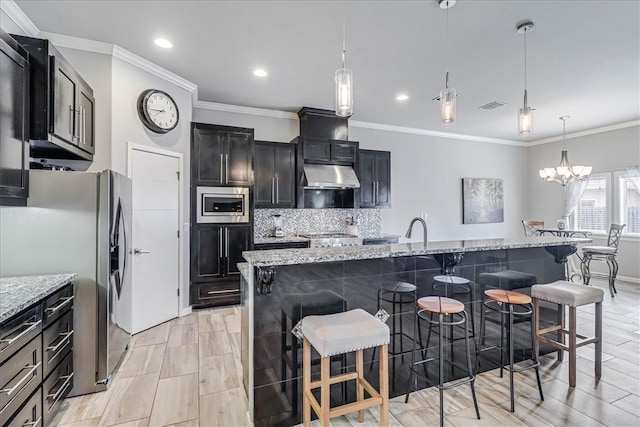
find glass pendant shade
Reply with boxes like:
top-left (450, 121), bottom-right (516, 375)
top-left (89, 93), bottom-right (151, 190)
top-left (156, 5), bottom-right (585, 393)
top-left (519, 105), bottom-right (533, 135)
top-left (335, 67), bottom-right (353, 117)
top-left (440, 86), bottom-right (456, 125)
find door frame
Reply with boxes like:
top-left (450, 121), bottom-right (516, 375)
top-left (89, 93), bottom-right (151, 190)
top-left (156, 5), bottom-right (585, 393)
top-left (127, 142), bottom-right (188, 317)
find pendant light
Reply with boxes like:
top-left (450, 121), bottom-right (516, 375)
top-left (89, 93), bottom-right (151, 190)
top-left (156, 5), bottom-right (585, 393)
top-left (538, 116), bottom-right (592, 185)
top-left (439, 0), bottom-right (456, 125)
top-left (517, 21), bottom-right (534, 135)
top-left (335, 2), bottom-right (353, 117)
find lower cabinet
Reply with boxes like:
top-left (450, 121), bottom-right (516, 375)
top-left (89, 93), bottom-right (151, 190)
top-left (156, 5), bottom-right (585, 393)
top-left (0, 283), bottom-right (73, 427)
top-left (190, 224), bottom-right (251, 308)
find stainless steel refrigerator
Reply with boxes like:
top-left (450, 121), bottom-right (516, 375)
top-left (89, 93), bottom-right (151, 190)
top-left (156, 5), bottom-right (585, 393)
top-left (0, 169), bottom-right (132, 396)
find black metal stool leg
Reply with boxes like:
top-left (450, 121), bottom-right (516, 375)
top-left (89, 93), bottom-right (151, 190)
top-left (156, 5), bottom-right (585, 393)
top-left (463, 311), bottom-right (480, 420)
top-left (508, 304), bottom-right (515, 412)
top-left (405, 307), bottom-right (419, 403)
top-left (530, 303), bottom-right (544, 402)
top-left (438, 312), bottom-right (445, 427)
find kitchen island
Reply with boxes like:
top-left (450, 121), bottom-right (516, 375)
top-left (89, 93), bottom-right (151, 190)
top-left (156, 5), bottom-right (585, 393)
top-left (241, 236), bottom-right (589, 426)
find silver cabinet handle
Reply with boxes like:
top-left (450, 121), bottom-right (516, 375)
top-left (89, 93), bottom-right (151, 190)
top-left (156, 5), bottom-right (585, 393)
top-left (220, 154), bottom-right (224, 183)
top-left (21, 416), bottom-right (42, 427)
top-left (45, 296), bottom-right (74, 315)
top-left (69, 105), bottom-right (75, 139)
top-left (271, 177), bottom-right (275, 204)
top-left (81, 106), bottom-right (86, 145)
top-left (0, 362), bottom-right (41, 396)
top-left (47, 331), bottom-right (74, 362)
top-left (0, 320), bottom-right (41, 347)
top-left (219, 232), bottom-right (223, 258)
top-left (225, 154), bottom-right (229, 183)
top-left (133, 248), bottom-right (151, 254)
top-left (372, 182), bottom-right (376, 205)
top-left (225, 227), bottom-right (229, 257)
top-left (47, 372), bottom-right (74, 405)
top-left (275, 176), bottom-right (279, 204)
top-left (207, 289), bottom-right (238, 295)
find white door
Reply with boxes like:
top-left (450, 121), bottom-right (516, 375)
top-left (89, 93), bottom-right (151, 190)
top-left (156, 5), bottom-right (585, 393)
top-left (130, 148), bottom-right (181, 333)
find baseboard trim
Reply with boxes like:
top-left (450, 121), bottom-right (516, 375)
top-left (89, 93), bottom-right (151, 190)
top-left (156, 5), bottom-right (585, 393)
top-left (180, 306), bottom-right (193, 317)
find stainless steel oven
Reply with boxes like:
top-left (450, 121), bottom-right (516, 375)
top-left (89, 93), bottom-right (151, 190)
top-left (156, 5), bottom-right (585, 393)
top-left (196, 186), bottom-right (250, 223)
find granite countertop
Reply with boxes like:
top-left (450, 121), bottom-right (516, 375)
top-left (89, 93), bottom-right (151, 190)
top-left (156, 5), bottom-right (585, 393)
top-left (238, 262), bottom-right (250, 281)
top-left (0, 273), bottom-right (77, 323)
top-left (243, 236), bottom-right (591, 267)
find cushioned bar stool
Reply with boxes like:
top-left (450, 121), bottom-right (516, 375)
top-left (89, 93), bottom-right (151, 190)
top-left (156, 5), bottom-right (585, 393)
top-left (478, 270), bottom-right (537, 290)
top-left (476, 289), bottom-right (543, 412)
top-left (531, 281), bottom-right (603, 387)
top-left (405, 296), bottom-right (480, 427)
top-left (281, 290), bottom-right (347, 415)
top-left (301, 309), bottom-right (390, 427)
top-left (369, 282), bottom-right (423, 389)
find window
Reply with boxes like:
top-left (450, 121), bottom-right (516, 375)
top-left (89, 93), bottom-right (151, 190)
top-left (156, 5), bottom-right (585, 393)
top-left (575, 174), bottom-right (608, 232)
top-left (618, 172), bottom-right (640, 234)
top-left (574, 170), bottom-right (639, 236)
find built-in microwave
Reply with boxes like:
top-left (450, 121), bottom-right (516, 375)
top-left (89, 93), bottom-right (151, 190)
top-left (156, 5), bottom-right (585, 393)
top-left (196, 187), bottom-right (250, 223)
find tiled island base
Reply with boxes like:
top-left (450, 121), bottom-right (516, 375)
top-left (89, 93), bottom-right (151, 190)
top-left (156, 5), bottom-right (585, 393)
top-left (245, 246), bottom-right (568, 426)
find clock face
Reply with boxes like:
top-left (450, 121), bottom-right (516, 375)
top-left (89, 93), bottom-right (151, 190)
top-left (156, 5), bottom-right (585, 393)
top-left (138, 89), bottom-right (179, 133)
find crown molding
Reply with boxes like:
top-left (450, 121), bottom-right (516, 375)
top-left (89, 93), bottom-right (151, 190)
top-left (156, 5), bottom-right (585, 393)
top-left (349, 120), bottom-right (524, 146)
top-left (193, 100), bottom-right (298, 120)
top-left (39, 31), bottom-right (113, 55)
top-left (111, 45), bottom-right (197, 93)
top-left (1, 0), bottom-right (38, 36)
top-left (528, 120), bottom-right (640, 146)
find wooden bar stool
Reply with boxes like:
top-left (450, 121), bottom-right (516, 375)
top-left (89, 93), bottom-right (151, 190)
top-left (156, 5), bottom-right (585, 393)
top-left (476, 289), bottom-right (544, 412)
top-left (405, 296), bottom-right (480, 427)
top-left (300, 308), bottom-right (390, 427)
top-left (531, 280), bottom-right (604, 387)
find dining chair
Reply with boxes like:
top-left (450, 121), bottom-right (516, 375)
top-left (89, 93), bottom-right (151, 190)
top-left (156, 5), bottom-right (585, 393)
top-left (580, 223), bottom-right (625, 297)
top-left (522, 220), bottom-right (544, 237)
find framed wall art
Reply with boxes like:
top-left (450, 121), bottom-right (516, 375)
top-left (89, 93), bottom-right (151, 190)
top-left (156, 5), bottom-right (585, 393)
top-left (462, 178), bottom-right (504, 224)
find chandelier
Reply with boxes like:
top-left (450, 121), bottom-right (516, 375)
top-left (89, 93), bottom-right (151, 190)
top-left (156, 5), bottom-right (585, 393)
top-left (538, 116), bottom-right (592, 185)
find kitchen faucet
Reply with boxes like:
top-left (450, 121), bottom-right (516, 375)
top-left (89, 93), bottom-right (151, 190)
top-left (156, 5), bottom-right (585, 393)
top-left (405, 217), bottom-right (428, 242)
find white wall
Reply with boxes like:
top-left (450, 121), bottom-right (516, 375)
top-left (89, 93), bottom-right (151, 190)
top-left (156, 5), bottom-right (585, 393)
top-left (527, 125), bottom-right (640, 280)
top-left (193, 107), bottom-right (298, 142)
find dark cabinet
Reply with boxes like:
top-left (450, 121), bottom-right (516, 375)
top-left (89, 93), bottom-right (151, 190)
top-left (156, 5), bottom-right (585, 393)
top-left (254, 141), bottom-right (296, 208)
top-left (11, 35), bottom-right (95, 161)
top-left (191, 123), bottom-right (253, 186)
top-left (302, 138), bottom-right (357, 165)
top-left (190, 224), bottom-right (251, 308)
top-left (359, 149), bottom-right (391, 208)
top-left (0, 30), bottom-right (30, 206)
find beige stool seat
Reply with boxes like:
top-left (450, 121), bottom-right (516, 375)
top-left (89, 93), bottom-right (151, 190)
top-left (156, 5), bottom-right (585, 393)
top-left (301, 309), bottom-right (390, 427)
top-left (531, 280), bottom-right (604, 387)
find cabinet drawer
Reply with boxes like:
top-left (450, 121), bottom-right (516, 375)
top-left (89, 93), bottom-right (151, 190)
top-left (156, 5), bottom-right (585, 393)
top-left (42, 309), bottom-right (73, 380)
top-left (42, 351), bottom-right (73, 427)
top-left (191, 282), bottom-right (240, 308)
top-left (0, 306), bottom-right (42, 364)
top-left (4, 387), bottom-right (41, 427)
top-left (42, 285), bottom-right (73, 327)
top-left (0, 336), bottom-right (41, 425)
top-left (331, 142), bottom-right (356, 164)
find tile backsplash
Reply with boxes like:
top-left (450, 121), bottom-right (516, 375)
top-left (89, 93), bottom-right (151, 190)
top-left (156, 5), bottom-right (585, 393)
top-left (254, 209), bottom-right (381, 238)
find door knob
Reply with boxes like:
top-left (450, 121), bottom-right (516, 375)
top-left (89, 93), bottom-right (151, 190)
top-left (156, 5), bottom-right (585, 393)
top-left (133, 248), bottom-right (151, 254)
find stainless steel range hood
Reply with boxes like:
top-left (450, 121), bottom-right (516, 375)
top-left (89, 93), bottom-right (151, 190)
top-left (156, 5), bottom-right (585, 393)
top-left (303, 164), bottom-right (360, 189)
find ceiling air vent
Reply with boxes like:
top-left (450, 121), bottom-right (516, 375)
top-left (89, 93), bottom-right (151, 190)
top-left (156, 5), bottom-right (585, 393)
top-left (479, 101), bottom-right (506, 110)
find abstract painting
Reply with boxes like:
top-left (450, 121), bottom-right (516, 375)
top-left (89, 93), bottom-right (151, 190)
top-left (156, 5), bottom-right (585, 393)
top-left (462, 178), bottom-right (504, 224)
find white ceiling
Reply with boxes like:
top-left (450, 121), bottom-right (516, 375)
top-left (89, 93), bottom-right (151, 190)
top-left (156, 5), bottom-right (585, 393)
top-left (11, 0), bottom-right (640, 142)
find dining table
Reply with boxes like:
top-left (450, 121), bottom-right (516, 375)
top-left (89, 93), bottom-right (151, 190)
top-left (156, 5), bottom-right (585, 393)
top-left (537, 228), bottom-right (592, 238)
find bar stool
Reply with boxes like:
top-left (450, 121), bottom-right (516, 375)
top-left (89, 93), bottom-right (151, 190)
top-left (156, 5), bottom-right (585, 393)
top-left (369, 282), bottom-right (423, 389)
top-left (531, 280), bottom-right (603, 387)
top-left (300, 309), bottom-right (390, 427)
top-left (405, 296), bottom-right (480, 427)
top-left (476, 289), bottom-right (544, 412)
top-left (432, 275), bottom-right (475, 340)
top-left (281, 289), bottom-right (346, 415)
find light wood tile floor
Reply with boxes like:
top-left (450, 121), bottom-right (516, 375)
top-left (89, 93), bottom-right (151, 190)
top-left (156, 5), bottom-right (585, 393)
top-left (53, 279), bottom-right (639, 427)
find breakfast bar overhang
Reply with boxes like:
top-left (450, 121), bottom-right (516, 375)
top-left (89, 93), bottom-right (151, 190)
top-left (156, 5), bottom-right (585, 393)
top-left (240, 236), bottom-right (590, 426)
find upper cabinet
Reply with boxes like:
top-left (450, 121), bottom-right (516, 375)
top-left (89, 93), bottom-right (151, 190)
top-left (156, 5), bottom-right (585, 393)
top-left (302, 137), bottom-right (357, 165)
top-left (254, 141), bottom-right (296, 208)
top-left (11, 35), bottom-right (94, 162)
top-left (191, 123), bottom-right (254, 187)
top-left (0, 30), bottom-right (30, 206)
top-left (359, 149), bottom-right (391, 208)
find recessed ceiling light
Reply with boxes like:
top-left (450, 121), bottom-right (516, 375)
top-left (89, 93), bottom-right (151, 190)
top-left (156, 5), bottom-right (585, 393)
top-left (154, 38), bottom-right (173, 49)
top-left (253, 68), bottom-right (268, 77)
top-left (396, 94), bottom-right (409, 101)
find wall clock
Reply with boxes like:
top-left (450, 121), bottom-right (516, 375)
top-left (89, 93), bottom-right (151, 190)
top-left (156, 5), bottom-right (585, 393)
top-left (137, 89), bottom-right (179, 133)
